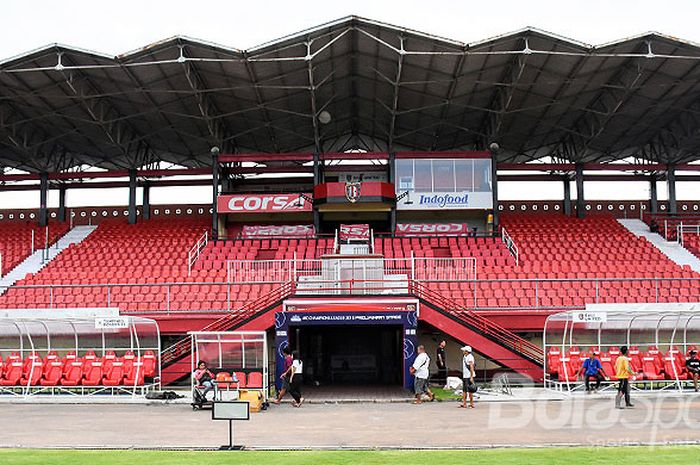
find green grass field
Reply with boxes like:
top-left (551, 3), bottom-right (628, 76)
top-left (1, 446), bottom-right (699, 465)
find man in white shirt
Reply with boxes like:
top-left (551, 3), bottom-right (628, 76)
top-left (288, 351), bottom-right (305, 407)
top-left (411, 345), bottom-right (434, 404)
top-left (460, 345), bottom-right (476, 409)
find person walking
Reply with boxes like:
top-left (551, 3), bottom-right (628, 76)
top-left (686, 350), bottom-right (700, 392)
top-left (273, 346), bottom-right (293, 404)
top-left (578, 351), bottom-right (608, 393)
top-left (614, 346), bottom-right (636, 409)
top-left (436, 340), bottom-right (447, 386)
top-left (411, 345), bottom-right (434, 404)
top-left (460, 345), bottom-right (476, 409)
top-left (288, 350), bottom-right (305, 407)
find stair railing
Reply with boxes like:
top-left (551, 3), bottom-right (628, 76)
top-left (187, 230), bottom-right (208, 276)
top-left (501, 226), bottom-right (519, 266)
top-left (160, 280), bottom-right (295, 368)
top-left (409, 280), bottom-right (543, 364)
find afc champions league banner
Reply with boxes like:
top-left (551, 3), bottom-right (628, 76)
top-left (274, 300), bottom-right (419, 390)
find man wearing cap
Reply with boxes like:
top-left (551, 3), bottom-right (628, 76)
top-left (460, 345), bottom-right (476, 409)
top-left (578, 351), bottom-right (608, 393)
top-left (686, 350), bottom-right (700, 392)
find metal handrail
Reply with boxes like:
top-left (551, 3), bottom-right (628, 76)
top-left (160, 281), bottom-right (295, 367)
top-left (5, 274), bottom-right (700, 313)
top-left (676, 223), bottom-right (700, 246)
top-left (501, 226), bottom-right (519, 266)
top-left (187, 230), bottom-right (208, 276)
top-left (410, 280), bottom-right (543, 363)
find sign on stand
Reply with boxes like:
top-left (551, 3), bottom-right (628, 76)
top-left (212, 401), bottom-right (250, 450)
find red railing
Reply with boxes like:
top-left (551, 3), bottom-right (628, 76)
top-left (410, 280), bottom-right (544, 364)
top-left (160, 281), bottom-right (295, 367)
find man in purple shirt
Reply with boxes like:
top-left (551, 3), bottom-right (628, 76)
top-left (273, 346), bottom-right (293, 404)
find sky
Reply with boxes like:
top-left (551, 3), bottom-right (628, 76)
top-left (1, 0), bottom-right (700, 208)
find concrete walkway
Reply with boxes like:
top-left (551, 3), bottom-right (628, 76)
top-left (0, 394), bottom-right (698, 449)
top-left (618, 219), bottom-right (700, 272)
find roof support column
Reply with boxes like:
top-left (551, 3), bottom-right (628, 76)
top-left (575, 163), bottom-right (585, 219)
top-left (142, 181), bottom-right (150, 221)
top-left (313, 153), bottom-right (321, 234)
top-left (649, 174), bottom-right (658, 215)
top-left (563, 175), bottom-right (572, 216)
top-left (39, 171), bottom-right (48, 228)
top-left (389, 152), bottom-right (396, 236)
top-left (58, 185), bottom-right (66, 223)
top-left (667, 164), bottom-right (677, 215)
top-left (491, 151), bottom-right (499, 230)
top-left (128, 168), bottom-right (137, 225)
top-left (211, 147), bottom-right (220, 241)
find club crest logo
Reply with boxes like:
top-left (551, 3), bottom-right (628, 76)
top-left (345, 181), bottom-right (361, 203)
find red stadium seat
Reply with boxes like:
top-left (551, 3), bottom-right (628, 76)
top-left (102, 361), bottom-right (125, 386)
top-left (124, 361), bottom-right (145, 386)
top-left (557, 358), bottom-right (576, 382)
top-left (142, 350), bottom-right (157, 378)
top-left (215, 371), bottom-right (233, 389)
top-left (19, 356), bottom-right (43, 386)
top-left (40, 361), bottom-right (64, 386)
top-left (102, 350), bottom-right (118, 371)
top-left (231, 372), bottom-right (247, 389)
top-left (546, 347), bottom-right (561, 375)
top-left (598, 353), bottom-right (615, 378)
top-left (82, 361), bottom-right (104, 386)
top-left (61, 362), bottom-right (84, 386)
top-left (663, 355), bottom-right (688, 380)
top-left (641, 356), bottom-right (665, 380)
top-left (246, 371), bottom-right (263, 388)
top-left (0, 361), bottom-right (23, 386)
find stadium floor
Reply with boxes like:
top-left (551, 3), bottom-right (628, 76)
top-left (0, 395), bottom-right (699, 449)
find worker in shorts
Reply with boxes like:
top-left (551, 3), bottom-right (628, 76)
top-left (460, 345), bottom-right (476, 409)
top-left (273, 345), bottom-right (293, 404)
top-left (411, 345), bottom-right (434, 404)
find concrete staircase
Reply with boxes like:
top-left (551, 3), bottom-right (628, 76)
top-left (618, 219), bottom-right (700, 273)
top-left (0, 225), bottom-right (98, 294)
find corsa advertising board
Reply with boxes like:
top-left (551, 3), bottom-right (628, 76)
top-left (395, 223), bottom-right (470, 236)
top-left (339, 223), bottom-right (370, 241)
top-left (217, 193), bottom-right (312, 214)
top-left (241, 225), bottom-right (315, 237)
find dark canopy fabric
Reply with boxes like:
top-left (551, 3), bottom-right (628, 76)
top-left (2, 16), bottom-right (700, 173)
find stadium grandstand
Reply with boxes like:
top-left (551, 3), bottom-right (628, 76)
top-left (2, 15), bottom-right (700, 395)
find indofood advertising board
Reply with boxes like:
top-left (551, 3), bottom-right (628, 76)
top-left (396, 191), bottom-right (492, 210)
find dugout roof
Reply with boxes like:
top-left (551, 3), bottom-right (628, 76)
top-left (2, 16), bottom-right (700, 173)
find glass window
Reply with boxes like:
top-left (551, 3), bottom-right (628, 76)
top-left (394, 157), bottom-right (492, 194)
top-left (455, 159), bottom-right (474, 191)
top-left (473, 159), bottom-right (492, 192)
top-left (414, 160), bottom-right (433, 191)
top-left (396, 159), bottom-right (414, 191)
top-left (432, 159), bottom-right (455, 192)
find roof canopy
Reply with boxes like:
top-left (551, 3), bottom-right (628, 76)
top-left (2, 16), bottom-right (700, 173)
